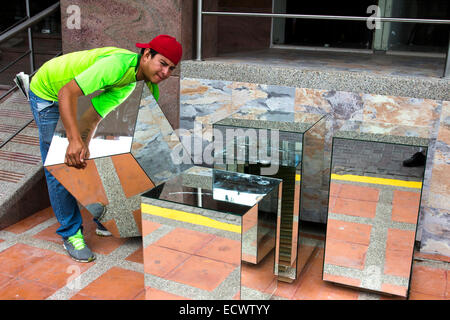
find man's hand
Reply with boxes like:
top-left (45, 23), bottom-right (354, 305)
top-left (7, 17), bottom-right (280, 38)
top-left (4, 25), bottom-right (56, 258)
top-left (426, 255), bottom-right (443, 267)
top-left (58, 79), bottom-right (101, 169)
top-left (65, 138), bottom-right (90, 168)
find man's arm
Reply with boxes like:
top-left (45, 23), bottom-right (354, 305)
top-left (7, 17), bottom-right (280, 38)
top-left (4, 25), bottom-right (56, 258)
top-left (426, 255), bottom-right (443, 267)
top-left (58, 79), bottom-right (101, 168)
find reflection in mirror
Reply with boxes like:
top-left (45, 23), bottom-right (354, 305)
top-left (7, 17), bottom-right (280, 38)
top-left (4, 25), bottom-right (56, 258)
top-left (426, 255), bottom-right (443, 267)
top-left (141, 167), bottom-right (281, 299)
top-left (44, 81), bottom-right (192, 238)
top-left (213, 113), bottom-right (328, 282)
top-left (44, 82), bottom-right (143, 166)
top-left (323, 134), bottom-right (428, 297)
top-left (131, 85), bottom-right (193, 186)
top-left (46, 153), bottom-right (154, 238)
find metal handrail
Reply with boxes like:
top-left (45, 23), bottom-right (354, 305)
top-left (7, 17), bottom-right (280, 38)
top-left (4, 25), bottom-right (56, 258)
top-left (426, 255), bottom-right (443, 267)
top-left (0, 2), bottom-right (60, 44)
top-left (195, 1), bottom-right (450, 77)
top-left (0, 16), bottom-right (28, 36)
top-left (0, 49), bottom-right (62, 148)
top-left (0, 1), bottom-right (60, 101)
top-left (202, 11), bottom-right (450, 24)
top-left (0, 50), bottom-right (31, 74)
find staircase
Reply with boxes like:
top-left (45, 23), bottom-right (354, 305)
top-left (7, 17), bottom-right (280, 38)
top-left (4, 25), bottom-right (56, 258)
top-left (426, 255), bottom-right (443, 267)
top-left (0, 89), bottom-right (50, 229)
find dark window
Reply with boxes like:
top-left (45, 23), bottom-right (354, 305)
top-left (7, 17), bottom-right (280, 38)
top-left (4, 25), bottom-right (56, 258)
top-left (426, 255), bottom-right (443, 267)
top-left (274, 0), bottom-right (450, 54)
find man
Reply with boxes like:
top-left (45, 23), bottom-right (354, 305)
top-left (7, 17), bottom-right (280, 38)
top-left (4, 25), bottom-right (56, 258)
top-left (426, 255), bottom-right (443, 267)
top-left (28, 35), bottom-right (182, 262)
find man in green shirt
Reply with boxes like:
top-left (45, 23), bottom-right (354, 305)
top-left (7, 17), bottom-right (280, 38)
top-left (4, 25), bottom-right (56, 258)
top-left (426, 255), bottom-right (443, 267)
top-left (29, 35), bottom-right (182, 262)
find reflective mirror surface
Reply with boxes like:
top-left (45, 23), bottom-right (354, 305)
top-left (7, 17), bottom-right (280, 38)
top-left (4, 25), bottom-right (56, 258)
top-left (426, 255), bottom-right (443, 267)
top-left (45, 82), bottom-right (192, 238)
top-left (141, 166), bottom-right (282, 300)
top-left (323, 121), bottom-right (430, 297)
top-left (213, 112), bottom-right (327, 281)
top-left (44, 82), bottom-right (143, 166)
top-left (131, 87), bottom-right (193, 186)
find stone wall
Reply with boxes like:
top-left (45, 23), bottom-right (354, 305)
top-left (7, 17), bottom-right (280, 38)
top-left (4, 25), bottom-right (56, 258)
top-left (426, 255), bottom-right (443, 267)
top-left (179, 76), bottom-right (450, 257)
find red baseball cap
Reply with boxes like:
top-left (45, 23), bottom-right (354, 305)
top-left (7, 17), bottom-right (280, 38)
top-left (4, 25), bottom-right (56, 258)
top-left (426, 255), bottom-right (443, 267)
top-left (136, 35), bottom-right (182, 65)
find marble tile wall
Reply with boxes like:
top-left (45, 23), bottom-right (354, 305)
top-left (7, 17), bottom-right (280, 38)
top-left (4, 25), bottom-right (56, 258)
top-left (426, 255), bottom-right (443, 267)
top-left (420, 101), bottom-right (450, 257)
top-left (180, 77), bottom-right (449, 256)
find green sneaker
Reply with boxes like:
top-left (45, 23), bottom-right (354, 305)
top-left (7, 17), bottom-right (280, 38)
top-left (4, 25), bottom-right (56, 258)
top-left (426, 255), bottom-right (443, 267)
top-left (63, 229), bottom-right (96, 263)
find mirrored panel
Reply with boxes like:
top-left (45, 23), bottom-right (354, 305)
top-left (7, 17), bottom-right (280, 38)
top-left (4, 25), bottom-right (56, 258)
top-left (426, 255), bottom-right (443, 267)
top-left (213, 112), bottom-right (327, 282)
top-left (46, 153), bottom-right (154, 238)
top-left (45, 82), bottom-right (192, 238)
top-left (131, 85), bottom-right (193, 186)
top-left (44, 82), bottom-right (143, 166)
top-left (141, 166), bottom-right (282, 300)
top-left (323, 121), bottom-right (430, 298)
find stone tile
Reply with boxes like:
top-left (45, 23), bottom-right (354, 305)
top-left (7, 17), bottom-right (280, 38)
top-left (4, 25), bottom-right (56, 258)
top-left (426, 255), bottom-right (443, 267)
top-left (143, 244), bottom-right (190, 278)
top-left (0, 278), bottom-right (56, 300)
top-left (145, 287), bottom-right (190, 300)
top-left (428, 160), bottom-right (450, 210)
top-left (241, 252), bottom-right (277, 293)
top-left (132, 288), bottom-right (146, 300)
top-left (391, 204), bottom-right (420, 224)
top-left (386, 229), bottom-right (415, 252)
top-left (70, 293), bottom-right (95, 300)
top-left (17, 253), bottom-right (93, 289)
top-left (292, 275), bottom-right (323, 300)
top-left (408, 291), bottom-right (446, 300)
top-left (307, 248), bottom-right (325, 278)
top-left (409, 265), bottom-right (447, 297)
top-left (294, 88), bottom-right (332, 114)
top-left (46, 161), bottom-right (108, 207)
top-left (384, 229), bottom-right (415, 278)
top-left (154, 228), bottom-right (215, 255)
top-left (4, 207), bottom-right (54, 234)
top-left (323, 273), bottom-right (361, 287)
top-left (384, 249), bottom-right (414, 279)
top-left (326, 219), bottom-right (372, 246)
top-left (338, 184), bottom-right (380, 202)
top-left (333, 198), bottom-right (377, 219)
top-left (75, 267), bottom-right (144, 300)
top-left (141, 219), bottom-right (162, 237)
top-left (195, 236), bottom-right (241, 265)
top-left (419, 207), bottom-right (450, 257)
top-left (324, 239), bottom-right (368, 270)
top-left (414, 251), bottom-right (450, 263)
top-left (380, 283), bottom-right (408, 297)
top-left (327, 196), bottom-right (337, 212)
top-left (362, 95), bottom-right (440, 127)
top-left (317, 280), bottom-right (360, 300)
top-left (32, 222), bottom-right (61, 244)
top-left (392, 190), bottom-right (421, 208)
top-left (0, 273), bottom-right (13, 289)
top-left (165, 255), bottom-right (236, 292)
top-left (125, 247), bottom-right (143, 264)
top-left (0, 243), bottom-right (54, 277)
top-left (111, 153), bottom-right (155, 198)
top-left (80, 210), bottom-right (127, 255)
top-left (329, 183), bottom-right (342, 197)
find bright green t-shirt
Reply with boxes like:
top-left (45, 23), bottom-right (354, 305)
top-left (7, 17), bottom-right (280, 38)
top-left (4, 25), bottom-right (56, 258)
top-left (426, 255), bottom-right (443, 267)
top-left (30, 47), bottom-right (159, 118)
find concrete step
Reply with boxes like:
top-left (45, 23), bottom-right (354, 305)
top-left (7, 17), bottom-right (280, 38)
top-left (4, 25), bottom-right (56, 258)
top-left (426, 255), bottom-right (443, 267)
top-left (0, 89), bottom-right (49, 230)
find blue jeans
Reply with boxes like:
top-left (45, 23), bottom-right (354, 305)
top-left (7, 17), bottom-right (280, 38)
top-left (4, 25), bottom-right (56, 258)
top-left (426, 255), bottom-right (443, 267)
top-left (29, 89), bottom-right (83, 239)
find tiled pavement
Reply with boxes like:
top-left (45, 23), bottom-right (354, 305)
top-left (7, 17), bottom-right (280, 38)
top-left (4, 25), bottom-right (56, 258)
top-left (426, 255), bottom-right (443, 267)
top-left (0, 204), bottom-right (448, 300)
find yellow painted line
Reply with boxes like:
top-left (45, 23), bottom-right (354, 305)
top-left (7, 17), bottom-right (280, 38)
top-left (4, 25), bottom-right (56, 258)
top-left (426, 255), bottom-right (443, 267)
top-left (141, 203), bottom-right (241, 234)
top-left (331, 173), bottom-right (422, 189)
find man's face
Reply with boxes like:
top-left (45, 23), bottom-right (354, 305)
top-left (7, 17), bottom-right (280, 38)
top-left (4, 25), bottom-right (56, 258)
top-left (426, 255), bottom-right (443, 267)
top-left (140, 49), bottom-right (176, 84)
